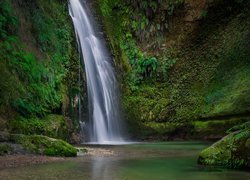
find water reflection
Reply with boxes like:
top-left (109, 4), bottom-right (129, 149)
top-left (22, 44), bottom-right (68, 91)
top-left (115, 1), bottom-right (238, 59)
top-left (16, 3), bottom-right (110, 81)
top-left (90, 157), bottom-right (119, 180)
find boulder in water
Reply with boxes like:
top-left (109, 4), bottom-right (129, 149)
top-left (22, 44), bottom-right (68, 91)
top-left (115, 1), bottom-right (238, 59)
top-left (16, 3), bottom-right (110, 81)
top-left (198, 125), bottom-right (250, 169)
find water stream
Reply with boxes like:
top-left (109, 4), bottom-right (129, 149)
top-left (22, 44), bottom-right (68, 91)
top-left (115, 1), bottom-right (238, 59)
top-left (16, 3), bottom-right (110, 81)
top-left (69, 0), bottom-right (125, 144)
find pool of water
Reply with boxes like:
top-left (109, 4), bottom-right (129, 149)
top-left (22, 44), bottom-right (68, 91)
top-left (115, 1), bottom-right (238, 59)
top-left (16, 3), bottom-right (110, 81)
top-left (0, 142), bottom-right (249, 180)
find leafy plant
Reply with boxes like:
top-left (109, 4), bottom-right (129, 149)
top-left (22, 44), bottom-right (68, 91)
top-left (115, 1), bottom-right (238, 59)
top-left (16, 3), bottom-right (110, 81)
top-left (158, 56), bottom-right (177, 80)
top-left (138, 56), bottom-right (158, 77)
top-left (0, 0), bottom-right (78, 118)
top-left (0, 0), bottom-right (18, 39)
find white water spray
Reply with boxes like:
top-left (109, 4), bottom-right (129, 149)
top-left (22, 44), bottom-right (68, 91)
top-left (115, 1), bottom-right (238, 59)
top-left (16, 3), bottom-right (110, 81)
top-left (69, 0), bottom-right (125, 144)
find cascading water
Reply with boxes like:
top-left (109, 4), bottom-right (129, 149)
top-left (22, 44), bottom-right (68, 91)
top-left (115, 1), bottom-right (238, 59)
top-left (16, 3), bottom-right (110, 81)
top-left (69, 0), bottom-right (125, 144)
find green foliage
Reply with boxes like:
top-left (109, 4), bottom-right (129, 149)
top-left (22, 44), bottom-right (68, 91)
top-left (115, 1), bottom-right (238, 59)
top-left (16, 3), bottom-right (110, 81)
top-left (0, 0), bottom-right (18, 39)
top-left (1, 39), bottom-right (62, 116)
top-left (0, 0), bottom-right (79, 119)
top-left (99, 0), bottom-right (120, 16)
top-left (98, 0), bottom-right (181, 89)
top-left (158, 55), bottom-right (177, 80)
top-left (234, 129), bottom-right (250, 140)
top-left (119, 34), bottom-right (160, 89)
top-left (118, 0), bottom-right (184, 41)
top-left (11, 134), bottom-right (77, 157)
top-left (144, 121), bottom-right (187, 135)
top-left (227, 121), bottom-right (250, 134)
top-left (138, 57), bottom-right (158, 77)
top-left (122, 84), bottom-right (172, 137)
top-left (8, 115), bottom-right (68, 140)
top-left (99, 0), bottom-right (250, 141)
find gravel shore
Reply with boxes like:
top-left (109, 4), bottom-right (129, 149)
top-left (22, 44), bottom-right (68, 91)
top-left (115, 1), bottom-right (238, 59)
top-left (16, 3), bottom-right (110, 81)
top-left (0, 155), bottom-right (65, 169)
top-left (0, 147), bottom-right (117, 169)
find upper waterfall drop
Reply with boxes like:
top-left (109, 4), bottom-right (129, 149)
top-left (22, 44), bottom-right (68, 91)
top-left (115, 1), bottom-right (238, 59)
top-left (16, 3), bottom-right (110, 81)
top-left (69, 0), bottom-right (125, 144)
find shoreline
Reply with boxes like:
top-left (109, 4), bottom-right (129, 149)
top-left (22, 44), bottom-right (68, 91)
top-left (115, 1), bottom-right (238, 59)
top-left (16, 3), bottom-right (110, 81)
top-left (0, 141), bottom-right (209, 169)
top-left (0, 146), bottom-right (116, 169)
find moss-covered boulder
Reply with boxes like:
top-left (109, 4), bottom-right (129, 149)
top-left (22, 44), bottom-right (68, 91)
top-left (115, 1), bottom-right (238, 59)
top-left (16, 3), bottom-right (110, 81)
top-left (11, 134), bottom-right (77, 157)
top-left (198, 128), bottom-right (250, 169)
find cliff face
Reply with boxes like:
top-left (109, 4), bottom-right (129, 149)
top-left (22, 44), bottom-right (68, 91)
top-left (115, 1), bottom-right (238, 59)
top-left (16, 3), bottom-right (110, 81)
top-left (96, 0), bottom-right (250, 139)
top-left (0, 0), bottom-right (249, 141)
top-left (0, 0), bottom-right (85, 142)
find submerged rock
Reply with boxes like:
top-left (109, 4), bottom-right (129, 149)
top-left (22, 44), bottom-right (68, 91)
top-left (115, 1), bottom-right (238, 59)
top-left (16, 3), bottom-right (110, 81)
top-left (198, 127), bottom-right (250, 169)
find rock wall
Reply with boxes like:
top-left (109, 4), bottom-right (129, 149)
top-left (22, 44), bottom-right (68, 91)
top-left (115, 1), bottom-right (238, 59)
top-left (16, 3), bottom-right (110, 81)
top-left (96, 0), bottom-right (250, 140)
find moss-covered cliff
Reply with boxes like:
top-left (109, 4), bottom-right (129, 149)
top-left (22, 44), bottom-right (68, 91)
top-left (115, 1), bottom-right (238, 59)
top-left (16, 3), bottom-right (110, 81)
top-left (0, 0), bottom-right (249, 143)
top-left (0, 0), bottom-right (85, 143)
top-left (95, 0), bottom-right (250, 139)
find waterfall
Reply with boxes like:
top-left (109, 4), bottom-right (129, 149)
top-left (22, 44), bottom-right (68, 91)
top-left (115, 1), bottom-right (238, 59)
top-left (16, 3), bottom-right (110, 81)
top-left (69, 0), bottom-right (125, 144)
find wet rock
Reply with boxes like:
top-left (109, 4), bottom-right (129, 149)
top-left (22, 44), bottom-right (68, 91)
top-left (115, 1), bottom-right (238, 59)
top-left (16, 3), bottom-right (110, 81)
top-left (198, 128), bottom-right (250, 169)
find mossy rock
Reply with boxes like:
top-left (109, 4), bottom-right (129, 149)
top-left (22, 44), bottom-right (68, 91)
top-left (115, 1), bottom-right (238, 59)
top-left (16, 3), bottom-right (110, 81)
top-left (227, 121), bottom-right (250, 133)
top-left (198, 129), bottom-right (250, 169)
top-left (8, 115), bottom-right (69, 141)
top-left (10, 134), bottom-right (77, 157)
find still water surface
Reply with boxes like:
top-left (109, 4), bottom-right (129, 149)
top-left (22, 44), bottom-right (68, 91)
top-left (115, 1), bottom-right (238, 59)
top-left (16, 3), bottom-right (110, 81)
top-left (0, 142), bottom-right (249, 180)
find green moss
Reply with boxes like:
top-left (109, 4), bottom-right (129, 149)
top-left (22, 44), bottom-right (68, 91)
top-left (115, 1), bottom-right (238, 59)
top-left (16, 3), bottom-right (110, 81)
top-left (227, 121), bottom-right (250, 133)
top-left (123, 84), bottom-right (170, 121)
top-left (0, 0), bottom-right (82, 141)
top-left (96, 0), bottom-right (250, 140)
top-left (192, 118), bottom-right (250, 139)
top-left (144, 122), bottom-right (188, 135)
top-left (198, 129), bottom-right (250, 169)
top-left (11, 134), bottom-right (77, 157)
top-left (122, 84), bottom-right (173, 138)
top-left (0, 0), bottom-right (80, 121)
top-left (8, 115), bottom-right (69, 140)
